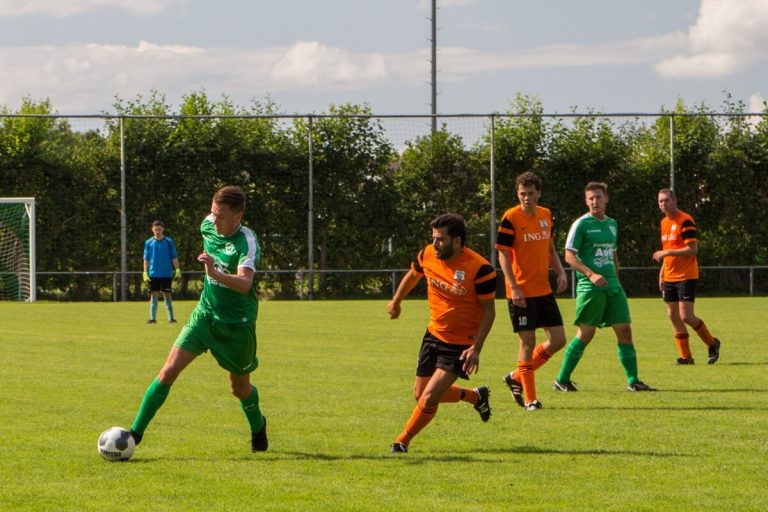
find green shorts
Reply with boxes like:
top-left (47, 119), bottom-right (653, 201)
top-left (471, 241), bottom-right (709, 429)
top-left (574, 287), bottom-right (631, 328)
top-left (174, 307), bottom-right (259, 375)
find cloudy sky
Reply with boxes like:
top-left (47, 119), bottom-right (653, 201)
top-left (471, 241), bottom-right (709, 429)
top-left (0, 0), bottom-right (766, 114)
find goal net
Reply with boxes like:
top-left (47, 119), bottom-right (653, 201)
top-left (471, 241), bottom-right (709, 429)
top-left (0, 198), bottom-right (36, 302)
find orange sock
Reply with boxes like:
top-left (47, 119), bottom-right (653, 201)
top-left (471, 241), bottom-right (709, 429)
top-left (693, 320), bottom-right (716, 346)
top-left (518, 360), bottom-right (536, 404)
top-left (396, 397), bottom-right (437, 445)
top-left (674, 332), bottom-right (692, 359)
top-left (512, 345), bottom-right (552, 380)
top-left (439, 386), bottom-right (477, 404)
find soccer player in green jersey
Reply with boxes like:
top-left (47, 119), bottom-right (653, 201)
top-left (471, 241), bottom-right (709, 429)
top-left (129, 185), bottom-right (268, 453)
top-left (554, 182), bottom-right (656, 392)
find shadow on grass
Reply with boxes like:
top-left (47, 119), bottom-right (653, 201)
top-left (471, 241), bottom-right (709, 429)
top-left (555, 405), bottom-right (761, 411)
top-left (471, 445), bottom-right (687, 457)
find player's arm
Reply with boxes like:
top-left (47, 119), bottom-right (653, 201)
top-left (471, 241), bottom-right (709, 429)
top-left (460, 298), bottom-right (496, 374)
top-left (497, 249), bottom-right (525, 306)
top-left (653, 241), bottom-right (698, 262)
top-left (548, 240), bottom-right (568, 293)
top-left (565, 249), bottom-right (607, 287)
top-left (387, 269), bottom-right (423, 319)
top-left (197, 252), bottom-right (254, 294)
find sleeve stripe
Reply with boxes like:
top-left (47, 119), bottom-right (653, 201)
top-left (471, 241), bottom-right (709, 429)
top-left (475, 276), bottom-right (497, 296)
top-left (681, 231), bottom-right (697, 241)
top-left (412, 250), bottom-right (425, 274)
top-left (496, 232), bottom-right (514, 247)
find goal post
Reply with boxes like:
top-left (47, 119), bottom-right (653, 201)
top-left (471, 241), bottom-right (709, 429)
top-left (0, 197), bottom-right (36, 302)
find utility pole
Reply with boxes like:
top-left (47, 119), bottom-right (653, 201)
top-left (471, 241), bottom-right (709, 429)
top-left (430, 0), bottom-right (437, 133)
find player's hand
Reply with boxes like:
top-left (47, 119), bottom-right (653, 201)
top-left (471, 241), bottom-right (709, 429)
top-left (555, 272), bottom-right (568, 294)
top-left (589, 273), bottom-right (608, 287)
top-left (652, 250), bottom-right (666, 263)
top-left (386, 300), bottom-right (401, 319)
top-left (460, 346), bottom-right (480, 374)
top-left (174, 268), bottom-right (182, 280)
top-left (510, 285), bottom-right (526, 308)
top-left (142, 272), bottom-right (150, 283)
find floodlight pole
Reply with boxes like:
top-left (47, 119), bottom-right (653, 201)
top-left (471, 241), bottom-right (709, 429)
top-left (430, 0), bottom-right (437, 133)
top-left (669, 116), bottom-right (675, 191)
top-left (307, 115), bottom-right (315, 300)
top-left (120, 117), bottom-right (127, 301)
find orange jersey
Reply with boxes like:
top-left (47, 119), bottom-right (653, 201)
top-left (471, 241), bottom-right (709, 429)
top-left (412, 245), bottom-right (497, 345)
top-left (660, 210), bottom-right (699, 281)
top-left (495, 205), bottom-right (554, 298)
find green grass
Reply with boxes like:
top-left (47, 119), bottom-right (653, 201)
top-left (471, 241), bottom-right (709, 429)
top-left (1, 298), bottom-right (767, 511)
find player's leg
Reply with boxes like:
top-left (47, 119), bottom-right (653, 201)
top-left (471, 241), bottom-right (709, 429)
top-left (394, 368), bottom-right (459, 450)
top-left (515, 330), bottom-right (539, 409)
top-left (668, 301), bottom-right (694, 363)
top-left (555, 291), bottom-right (599, 390)
top-left (131, 346), bottom-right (197, 442)
top-left (230, 372), bottom-right (267, 451)
top-left (612, 322), bottom-right (656, 392)
top-left (162, 280), bottom-right (176, 322)
top-left (148, 281), bottom-right (160, 323)
top-left (678, 284), bottom-right (721, 364)
top-left (664, 281), bottom-right (693, 363)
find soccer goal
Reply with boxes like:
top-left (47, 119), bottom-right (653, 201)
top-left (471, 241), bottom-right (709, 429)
top-left (0, 198), bottom-right (36, 302)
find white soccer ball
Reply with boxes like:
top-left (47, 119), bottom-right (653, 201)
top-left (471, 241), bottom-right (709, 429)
top-left (97, 426), bottom-right (136, 461)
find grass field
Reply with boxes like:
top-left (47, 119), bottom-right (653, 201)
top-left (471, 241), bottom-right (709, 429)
top-left (1, 297), bottom-right (767, 511)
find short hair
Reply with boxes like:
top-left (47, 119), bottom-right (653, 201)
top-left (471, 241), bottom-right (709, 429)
top-left (213, 185), bottom-right (246, 213)
top-left (585, 181), bottom-right (608, 195)
top-left (430, 213), bottom-right (466, 247)
top-left (515, 171), bottom-right (541, 191)
top-left (658, 188), bottom-right (676, 199)
top-left (152, 220), bottom-right (164, 227)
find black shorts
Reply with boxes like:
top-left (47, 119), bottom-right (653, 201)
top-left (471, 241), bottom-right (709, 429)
top-left (663, 280), bottom-right (697, 303)
top-left (508, 293), bottom-right (564, 333)
top-left (416, 331), bottom-right (471, 380)
top-left (149, 277), bottom-right (173, 293)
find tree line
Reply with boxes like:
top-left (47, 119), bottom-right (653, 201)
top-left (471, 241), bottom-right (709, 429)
top-left (1, 91), bottom-right (767, 300)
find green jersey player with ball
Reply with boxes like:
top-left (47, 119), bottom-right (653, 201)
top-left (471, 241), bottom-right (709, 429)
top-left (129, 185), bottom-right (268, 453)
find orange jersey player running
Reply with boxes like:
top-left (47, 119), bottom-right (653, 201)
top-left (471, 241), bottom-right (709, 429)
top-left (653, 188), bottom-right (721, 365)
top-left (387, 213), bottom-right (497, 454)
top-left (496, 172), bottom-right (568, 411)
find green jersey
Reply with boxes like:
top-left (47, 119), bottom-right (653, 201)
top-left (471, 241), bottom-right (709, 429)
top-left (196, 216), bottom-right (260, 324)
top-left (565, 213), bottom-right (621, 292)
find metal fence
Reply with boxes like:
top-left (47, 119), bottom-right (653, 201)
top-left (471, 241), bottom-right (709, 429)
top-left (29, 265), bottom-right (768, 302)
top-left (2, 111), bottom-right (767, 301)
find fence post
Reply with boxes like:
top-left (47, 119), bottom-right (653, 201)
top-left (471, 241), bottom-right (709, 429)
top-left (750, 266), bottom-right (754, 297)
top-left (307, 115), bottom-right (315, 300)
top-left (669, 115), bottom-right (675, 191)
top-left (489, 114), bottom-right (497, 267)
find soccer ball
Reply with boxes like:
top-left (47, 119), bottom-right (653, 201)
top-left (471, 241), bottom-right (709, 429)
top-left (97, 426), bottom-right (136, 461)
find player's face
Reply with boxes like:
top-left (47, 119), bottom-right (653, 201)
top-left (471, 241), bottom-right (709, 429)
top-left (585, 188), bottom-right (608, 218)
top-left (658, 192), bottom-right (677, 215)
top-left (517, 184), bottom-right (541, 213)
top-left (431, 227), bottom-right (461, 260)
top-left (210, 201), bottom-right (243, 236)
top-left (151, 224), bottom-right (164, 238)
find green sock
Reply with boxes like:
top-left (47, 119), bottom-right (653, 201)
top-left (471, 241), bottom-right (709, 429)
top-left (131, 377), bottom-right (171, 434)
top-left (240, 386), bottom-right (265, 433)
top-left (617, 343), bottom-right (639, 385)
top-left (557, 338), bottom-right (587, 384)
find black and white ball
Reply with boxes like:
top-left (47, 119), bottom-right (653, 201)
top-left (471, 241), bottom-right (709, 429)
top-left (97, 426), bottom-right (135, 461)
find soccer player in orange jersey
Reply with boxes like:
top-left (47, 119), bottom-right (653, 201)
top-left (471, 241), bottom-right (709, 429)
top-left (387, 213), bottom-right (497, 453)
top-left (496, 172), bottom-right (568, 411)
top-left (653, 188), bottom-right (721, 365)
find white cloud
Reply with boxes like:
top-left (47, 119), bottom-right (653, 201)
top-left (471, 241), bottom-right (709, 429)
top-left (271, 41), bottom-right (389, 88)
top-left (655, 0), bottom-right (768, 78)
top-left (0, 0), bottom-right (186, 17)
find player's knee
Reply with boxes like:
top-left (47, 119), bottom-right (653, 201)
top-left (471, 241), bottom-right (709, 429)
top-left (230, 382), bottom-right (251, 400)
top-left (157, 366), bottom-right (180, 385)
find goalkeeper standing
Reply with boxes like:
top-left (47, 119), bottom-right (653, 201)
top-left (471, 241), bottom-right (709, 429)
top-left (130, 185), bottom-right (268, 453)
top-left (143, 220), bottom-right (181, 323)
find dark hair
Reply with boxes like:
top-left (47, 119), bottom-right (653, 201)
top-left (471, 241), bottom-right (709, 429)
top-left (658, 188), bottom-right (676, 199)
top-left (515, 171), bottom-right (541, 191)
top-left (585, 181), bottom-right (608, 195)
top-left (152, 220), bottom-right (164, 227)
top-left (213, 185), bottom-right (246, 213)
top-left (430, 213), bottom-right (466, 247)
